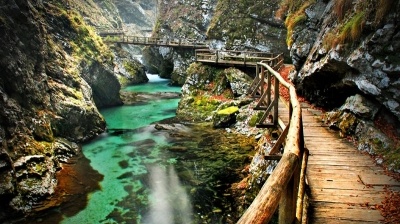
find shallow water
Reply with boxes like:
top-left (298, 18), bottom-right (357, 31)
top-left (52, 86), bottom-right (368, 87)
top-left (58, 75), bottom-right (254, 223)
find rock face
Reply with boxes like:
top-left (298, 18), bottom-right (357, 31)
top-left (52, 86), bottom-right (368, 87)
top-left (288, 0), bottom-right (400, 123)
top-left (144, 0), bottom-right (288, 85)
top-left (285, 0), bottom-right (400, 169)
top-left (0, 0), bottom-right (121, 219)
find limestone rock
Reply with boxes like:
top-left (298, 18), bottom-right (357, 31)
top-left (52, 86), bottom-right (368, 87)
top-left (340, 94), bottom-right (380, 120)
top-left (289, 0), bottom-right (400, 122)
top-left (81, 60), bottom-right (123, 108)
top-left (223, 68), bottom-right (253, 97)
top-left (0, 0), bottom-right (119, 217)
top-left (213, 106), bottom-right (239, 128)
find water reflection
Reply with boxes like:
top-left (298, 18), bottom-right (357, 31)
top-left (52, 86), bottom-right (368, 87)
top-left (144, 165), bottom-right (193, 224)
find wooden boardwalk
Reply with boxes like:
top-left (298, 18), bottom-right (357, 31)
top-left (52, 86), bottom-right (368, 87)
top-left (278, 100), bottom-right (400, 223)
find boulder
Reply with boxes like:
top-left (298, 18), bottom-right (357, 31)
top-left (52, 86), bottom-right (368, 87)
top-left (212, 106), bottom-right (239, 128)
top-left (223, 68), bottom-right (253, 97)
top-left (340, 94), bottom-right (380, 120)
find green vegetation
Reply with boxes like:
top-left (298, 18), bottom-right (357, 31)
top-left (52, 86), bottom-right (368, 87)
top-left (322, 0), bottom-right (396, 49)
top-left (51, 7), bottom-right (113, 65)
top-left (277, 0), bottom-right (397, 49)
top-left (276, 0), bottom-right (316, 47)
top-left (248, 112), bottom-right (264, 127)
top-left (193, 95), bottom-right (220, 113)
top-left (123, 60), bottom-right (140, 77)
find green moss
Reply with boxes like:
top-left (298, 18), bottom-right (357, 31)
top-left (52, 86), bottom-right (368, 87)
top-left (194, 95), bottom-right (220, 112)
top-left (123, 60), bottom-right (139, 77)
top-left (322, 0), bottom-right (396, 50)
top-left (248, 112), bottom-right (264, 127)
top-left (282, 0), bottom-right (315, 47)
top-left (118, 76), bottom-right (130, 86)
top-left (385, 146), bottom-right (400, 170)
top-left (58, 9), bottom-right (113, 64)
top-left (217, 106), bottom-right (239, 115)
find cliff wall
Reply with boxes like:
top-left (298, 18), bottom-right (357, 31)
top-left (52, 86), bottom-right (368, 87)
top-left (285, 0), bottom-right (400, 169)
top-left (0, 0), bottom-right (122, 218)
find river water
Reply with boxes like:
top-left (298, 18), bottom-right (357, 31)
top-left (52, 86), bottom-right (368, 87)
top-left (56, 75), bottom-right (255, 223)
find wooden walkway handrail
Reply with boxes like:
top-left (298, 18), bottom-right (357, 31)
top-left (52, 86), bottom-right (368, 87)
top-left (195, 49), bottom-right (281, 67)
top-left (237, 60), bottom-right (308, 224)
top-left (102, 35), bottom-right (208, 48)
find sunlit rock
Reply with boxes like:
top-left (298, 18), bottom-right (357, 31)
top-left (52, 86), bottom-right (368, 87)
top-left (212, 106), bottom-right (239, 128)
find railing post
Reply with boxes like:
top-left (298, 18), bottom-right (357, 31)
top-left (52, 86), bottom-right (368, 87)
top-left (295, 147), bottom-right (309, 224)
top-left (274, 76), bottom-right (279, 126)
top-left (279, 160), bottom-right (300, 224)
top-left (260, 66), bottom-right (265, 96)
top-left (266, 70), bottom-right (271, 106)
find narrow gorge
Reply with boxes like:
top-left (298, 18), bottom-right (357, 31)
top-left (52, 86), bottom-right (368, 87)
top-left (1, 0), bottom-right (399, 223)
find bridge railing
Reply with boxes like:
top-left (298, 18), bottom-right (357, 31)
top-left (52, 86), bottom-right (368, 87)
top-left (195, 49), bottom-right (280, 66)
top-left (237, 59), bottom-right (309, 224)
top-left (103, 35), bottom-right (207, 48)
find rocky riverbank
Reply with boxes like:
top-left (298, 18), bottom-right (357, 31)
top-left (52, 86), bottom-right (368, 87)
top-left (0, 0), bottom-right (123, 220)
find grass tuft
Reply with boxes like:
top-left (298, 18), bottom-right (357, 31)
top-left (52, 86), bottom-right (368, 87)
top-left (279, 0), bottom-right (316, 47)
top-left (333, 0), bottom-right (353, 22)
top-left (339, 11), bottom-right (365, 44)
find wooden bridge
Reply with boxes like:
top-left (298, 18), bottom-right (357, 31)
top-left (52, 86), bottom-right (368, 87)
top-left (102, 35), bottom-right (208, 48)
top-left (194, 54), bottom-right (400, 223)
top-left (195, 49), bottom-right (283, 67)
top-left (97, 28), bottom-right (208, 48)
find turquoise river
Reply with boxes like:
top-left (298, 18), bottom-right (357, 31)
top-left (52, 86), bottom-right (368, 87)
top-left (46, 75), bottom-right (255, 224)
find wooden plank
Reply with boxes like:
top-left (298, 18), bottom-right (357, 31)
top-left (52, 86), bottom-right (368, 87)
top-left (307, 156), bottom-right (374, 162)
top-left (307, 164), bottom-right (384, 172)
top-left (311, 217), bottom-right (378, 224)
top-left (311, 193), bottom-right (383, 205)
top-left (307, 160), bottom-right (375, 166)
top-left (311, 207), bottom-right (382, 222)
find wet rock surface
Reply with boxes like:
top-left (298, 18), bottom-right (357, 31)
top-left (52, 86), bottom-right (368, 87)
top-left (0, 0), bottom-right (121, 219)
top-left (148, 120), bottom-right (257, 223)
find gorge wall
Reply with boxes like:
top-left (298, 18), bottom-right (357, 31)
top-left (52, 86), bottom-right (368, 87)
top-left (285, 0), bottom-right (400, 170)
top-left (0, 0), bottom-right (123, 219)
top-left (1, 0), bottom-right (400, 220)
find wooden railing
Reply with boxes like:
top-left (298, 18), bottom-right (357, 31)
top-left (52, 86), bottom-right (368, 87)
top-left (247, 55), bottom-right (284, 128)
top-left (237, 60), bottom-right (309, 224)
top-left (195, 49), bottom-right (280, 67)
top-left (103, 35), bottom-right (207, 48)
